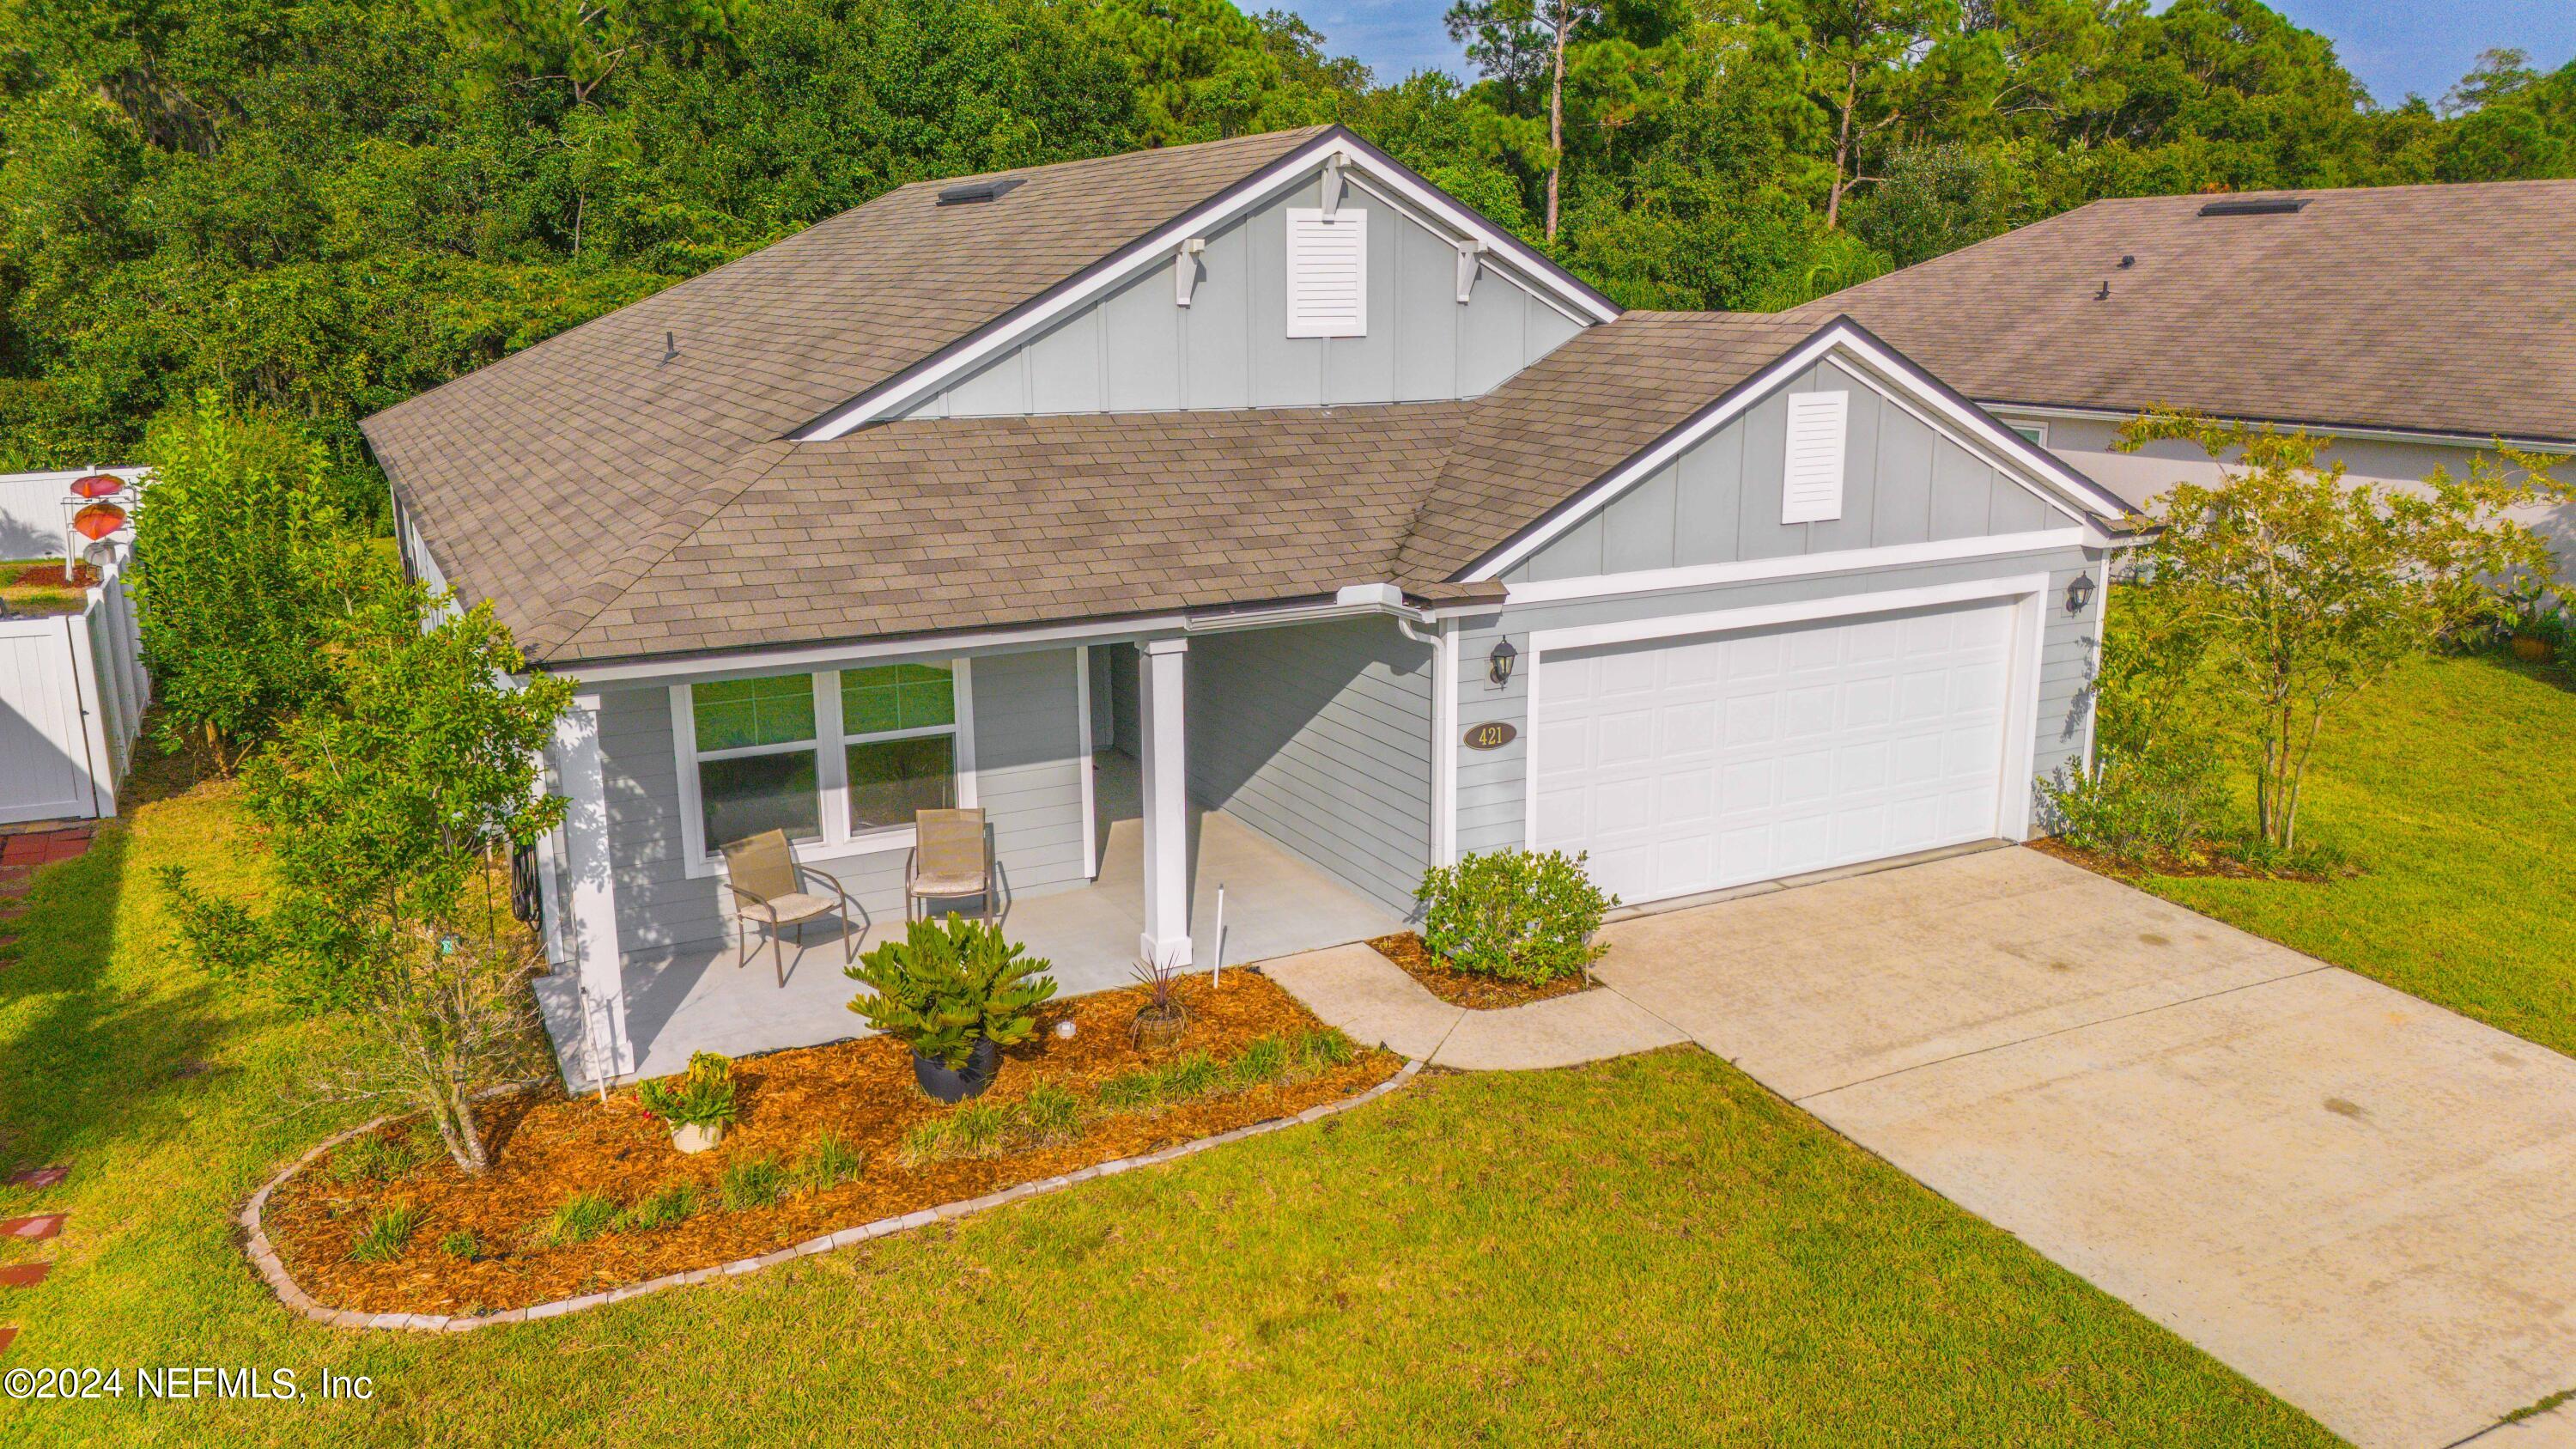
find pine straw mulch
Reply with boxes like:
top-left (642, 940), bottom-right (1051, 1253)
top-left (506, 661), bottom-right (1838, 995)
top-left (265, 971), bottom-right (1398, 1317)
top-left (1365, 932), bottom-right (1595, 1011)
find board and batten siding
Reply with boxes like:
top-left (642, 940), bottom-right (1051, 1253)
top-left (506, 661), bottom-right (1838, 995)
top-left (592, 648), bottom-right (1091, 952)
top-left (1504, 358), bottom-right (2076, 584)
top-left (1450, 549), bottom-right (2104, 861)
top-left (895, 174), bottom-right (1585, 419)
top-left (1184, 618), bottom-right (1435, 917)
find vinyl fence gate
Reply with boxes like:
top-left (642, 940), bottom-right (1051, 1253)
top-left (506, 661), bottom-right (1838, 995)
top-left (0, 560), bottom-right (148, 823)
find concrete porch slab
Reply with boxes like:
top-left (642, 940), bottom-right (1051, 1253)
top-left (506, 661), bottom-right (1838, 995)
top-left (537, 801), bottom-right (1403, 1085)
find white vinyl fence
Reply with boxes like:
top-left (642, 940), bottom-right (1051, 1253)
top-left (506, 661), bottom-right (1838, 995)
top-left (0, 557), bottom-right (149, 823)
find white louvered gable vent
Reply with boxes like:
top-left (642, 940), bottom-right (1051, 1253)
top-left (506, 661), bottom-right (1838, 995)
top-left (1781, 391), bottom-right (1850, 524)
top-left (1285, 207), bottom-right (1367, 338)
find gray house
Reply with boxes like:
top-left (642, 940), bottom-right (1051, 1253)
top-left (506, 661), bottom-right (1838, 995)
top-left (364, 126), bottom-right (2136, 1086)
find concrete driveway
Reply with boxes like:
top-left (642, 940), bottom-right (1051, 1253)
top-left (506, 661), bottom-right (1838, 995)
top-left (1592, 846), bottom-right (2576, 1449)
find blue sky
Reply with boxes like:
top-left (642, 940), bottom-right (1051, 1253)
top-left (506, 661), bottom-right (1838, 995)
top-left (1306, 0), bottom-right (2576, 109)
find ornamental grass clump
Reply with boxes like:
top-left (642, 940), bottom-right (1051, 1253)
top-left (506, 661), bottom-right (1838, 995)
top-left (1414, 849), bottom-right (1615, 985)
top-left (619, 1184), bottom-right (698, 1232)
top-left (719, 1156), bottom-right (788, 1210)
top-left (348, 1203), bottom-right (420, 1263)
top-left (793, 1134), bottom-right (865, 1190)
top-left (543, 1192), bottom-right (620, 1246)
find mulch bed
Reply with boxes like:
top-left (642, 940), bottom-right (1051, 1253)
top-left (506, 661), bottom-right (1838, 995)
top-left (2026, 836), bottom-right (2343, 885)
top-left (264, 971), bottom-right (1398, 1317)
top-left (6, 563), bottom-right (96, 589)
top-left (1366, 932), bottom-right (1595, 1010)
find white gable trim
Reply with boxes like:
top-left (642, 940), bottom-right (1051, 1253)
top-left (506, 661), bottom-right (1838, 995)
top-left (793, 129), bottom-right (1620, 440)
top-left (1461, 322), bottom-right (2135, 581)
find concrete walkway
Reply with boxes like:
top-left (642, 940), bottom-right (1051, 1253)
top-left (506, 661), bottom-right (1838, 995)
top-left (1262, 846), bottom-right (2576, 1449)
top-left (1262, 944), bottom-right (1683, 1070)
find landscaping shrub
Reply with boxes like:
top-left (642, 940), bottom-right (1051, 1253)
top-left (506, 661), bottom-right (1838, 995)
top-left (637, 1051), bottom-right (738, 1132)
top-left (793, 1135), bottom-right (865, 1190)
top-left (845, 916), bottom-right (1057, 1070)
top-left (1414, 849), bottom-right (1615, 984)
top-left (543, 1192), bottom-right (621, 1246)
top-left (719, 1156), bottom-right (788, 1210)
top-left (348, 1203), bottom-right (420, 1263)
top-left (129, 393), bottom-right (378, 770)
top-left (2038, 750), bottom-right (2227, 866)
top-left (620, 1184), bottom-right (699, 1232)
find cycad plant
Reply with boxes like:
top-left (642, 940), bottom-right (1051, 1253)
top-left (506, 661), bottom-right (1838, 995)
top-left (845, 916), bottom-right (1057, 1068)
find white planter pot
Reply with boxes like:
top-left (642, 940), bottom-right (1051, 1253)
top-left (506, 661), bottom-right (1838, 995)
top-left (671, 1121), bottom-right (726, 1154)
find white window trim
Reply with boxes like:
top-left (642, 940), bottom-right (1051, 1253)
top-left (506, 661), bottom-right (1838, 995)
top-left (1519, 573), bottom-right (2051, 860)
top-left (2008, 420), bottom-right (2050, 447)
top-left (671, 658), bottom-right (978, 880)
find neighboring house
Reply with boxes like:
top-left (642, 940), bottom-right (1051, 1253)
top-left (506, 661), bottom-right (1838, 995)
top-left (363, 126), bottom-right (2136, 1086)
top-left (1801, 180), bottom-right (2576, 563)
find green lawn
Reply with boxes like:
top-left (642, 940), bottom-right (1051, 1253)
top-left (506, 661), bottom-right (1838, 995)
top-left (0, 775), bottom-right (2336, 1446)
top-left (2138, 653), bottom-right (2576, 1058)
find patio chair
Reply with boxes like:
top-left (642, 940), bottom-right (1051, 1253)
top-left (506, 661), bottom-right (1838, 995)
top-left (905, 807), bottom-right (995, 923)
top-left (720, 830), bottom-right (857, 986)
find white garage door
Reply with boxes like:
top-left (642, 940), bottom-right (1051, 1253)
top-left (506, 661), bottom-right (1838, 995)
top-left (1531, 599), bottom-right (2019, 906)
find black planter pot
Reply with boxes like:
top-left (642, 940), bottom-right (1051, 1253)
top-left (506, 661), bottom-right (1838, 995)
top-left (912, 1038), bottom-right (999, 1103)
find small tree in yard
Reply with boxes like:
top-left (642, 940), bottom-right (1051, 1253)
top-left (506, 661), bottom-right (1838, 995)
top-left (162, 583), bottom-right (574, 1173)
top-left (130, 393), bottom-right (356, 772)
top-left (2117, 411), bottom-right (2567, 855)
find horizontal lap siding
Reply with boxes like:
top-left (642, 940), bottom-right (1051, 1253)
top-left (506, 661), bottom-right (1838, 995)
top-left (1451, 548), bottom-right (2102, 860)
top-left (1186, 618), bottom-right (1434, 916)
top-left (596, 648), bottom-right (1090, 952)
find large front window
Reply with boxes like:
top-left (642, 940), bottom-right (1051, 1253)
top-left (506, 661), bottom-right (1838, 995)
top-left (679, 661), bottom-right (971, 864)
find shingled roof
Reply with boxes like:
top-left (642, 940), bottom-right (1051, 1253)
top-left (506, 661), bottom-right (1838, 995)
top-left (363, 127), bottom-right (1334, 658)
top-left (1797, 179), bottom-right (2576, 446)
top-left (367, 131), bottom-right (2112, 671)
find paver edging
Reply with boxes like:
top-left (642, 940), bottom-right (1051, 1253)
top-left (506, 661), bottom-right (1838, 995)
top-left (240, 1059), bottom-right (1421, 1333)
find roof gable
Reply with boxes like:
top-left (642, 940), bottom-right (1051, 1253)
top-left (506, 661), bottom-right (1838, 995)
top-left (792, 127), bottom-right (1620, 437)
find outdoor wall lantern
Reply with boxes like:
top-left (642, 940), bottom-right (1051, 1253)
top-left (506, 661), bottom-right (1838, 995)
top-left (1488, 637), bottom-right (1519, 688)
top-left (2065, 572), bottom-right (2098, 615)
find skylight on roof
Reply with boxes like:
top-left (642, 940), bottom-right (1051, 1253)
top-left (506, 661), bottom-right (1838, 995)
top-left (2197, 196), bottom-right (2306, 217)
top-left (936, 177), bottom-right (1024, 206)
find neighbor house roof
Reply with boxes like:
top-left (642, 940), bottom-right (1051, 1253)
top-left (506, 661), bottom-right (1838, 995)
top-left (1796, 180), bottom-right (2576, 447)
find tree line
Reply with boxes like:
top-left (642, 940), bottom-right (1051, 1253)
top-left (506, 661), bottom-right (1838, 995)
top-left (3, 0), bottom-right (2571, 517)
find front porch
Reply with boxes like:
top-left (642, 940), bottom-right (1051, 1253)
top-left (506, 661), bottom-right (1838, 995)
top-left (534, 750), bottom-right (1405, 1085)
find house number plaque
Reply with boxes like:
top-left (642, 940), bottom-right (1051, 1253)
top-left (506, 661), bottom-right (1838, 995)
top-left (1462, 721), bottom-right (1517, 751)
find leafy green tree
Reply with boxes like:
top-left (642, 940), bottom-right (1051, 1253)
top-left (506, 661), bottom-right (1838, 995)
top-left (2117, 411), bottom-right (2568, 855)
top-left (162, 586), bottom-right (574, 1173)
top-left (430, 0), bottom-right (744, 107)
top-left (128, 393), bottom-right (361, 770)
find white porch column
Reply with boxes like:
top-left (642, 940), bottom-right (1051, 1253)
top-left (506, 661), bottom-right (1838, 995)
top-left (1137, 638), bottom-right (1192, 968)
top-left (555, 693), bottom-right (635, 1083)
